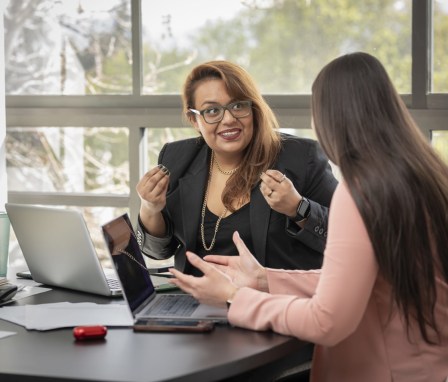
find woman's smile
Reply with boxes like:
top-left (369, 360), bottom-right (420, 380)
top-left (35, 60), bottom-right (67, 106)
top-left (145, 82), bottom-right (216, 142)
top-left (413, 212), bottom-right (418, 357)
top-left (218, 128), bottom-right (242, 141)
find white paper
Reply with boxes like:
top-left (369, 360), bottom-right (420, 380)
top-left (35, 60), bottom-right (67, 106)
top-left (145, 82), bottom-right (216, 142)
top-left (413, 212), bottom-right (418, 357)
top-left (0, 302), bottom-right (133, 330)
top-left (0, 305), bottom-right (26, 325)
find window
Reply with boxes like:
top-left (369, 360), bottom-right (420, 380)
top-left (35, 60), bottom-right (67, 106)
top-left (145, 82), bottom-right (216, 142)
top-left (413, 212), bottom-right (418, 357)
top-left (141, 0), bottom-right (412, 94)
top-left (6, 0), bottom-right (441, 99)
top-left (7, 127), bottom-right (129, 194)
top-left (145, 127), bottom-right (197, 167)
top-left (4, 0), bottom-right (448, 267)
top-left (432, 0), bottom-right (448, 93)
top-left (5, 0), bottom-right (132, 95)
top-left (432, 130), bottom-right (448, 163)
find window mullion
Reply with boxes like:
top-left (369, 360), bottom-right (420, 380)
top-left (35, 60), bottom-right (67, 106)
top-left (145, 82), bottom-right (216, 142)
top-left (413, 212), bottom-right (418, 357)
top-left (131, 0), bottom-right (143, 96)
top-left (412, 0), bottom-right (432, 109)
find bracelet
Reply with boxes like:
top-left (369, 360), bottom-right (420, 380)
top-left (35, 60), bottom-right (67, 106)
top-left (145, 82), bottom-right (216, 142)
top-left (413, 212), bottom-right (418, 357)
top-left (226, 288), bottom-right (238, 310)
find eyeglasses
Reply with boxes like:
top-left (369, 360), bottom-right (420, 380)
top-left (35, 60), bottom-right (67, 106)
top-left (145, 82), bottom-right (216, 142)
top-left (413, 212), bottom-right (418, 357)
top-left (189, 100), bottom-right (252, 124)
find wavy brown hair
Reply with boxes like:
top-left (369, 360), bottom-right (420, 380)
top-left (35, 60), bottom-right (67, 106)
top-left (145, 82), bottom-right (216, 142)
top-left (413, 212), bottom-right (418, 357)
top-left (182, 60), bottom-right (281, 211)
top-left (312, 52), bottom-right (448, 344)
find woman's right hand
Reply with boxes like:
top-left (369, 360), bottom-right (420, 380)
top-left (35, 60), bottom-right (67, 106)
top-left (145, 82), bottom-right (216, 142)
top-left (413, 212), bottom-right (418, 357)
top-left (136, 165), bottom-right (170, 218)
top-left (204, 231), bottom-right (269, 292)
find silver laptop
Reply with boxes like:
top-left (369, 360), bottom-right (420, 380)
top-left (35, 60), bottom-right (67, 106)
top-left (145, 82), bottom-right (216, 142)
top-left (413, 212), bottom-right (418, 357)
top-left (5, 203), bottom-right (122, 297)
top-left (102, 213), bottom-right (228, 323)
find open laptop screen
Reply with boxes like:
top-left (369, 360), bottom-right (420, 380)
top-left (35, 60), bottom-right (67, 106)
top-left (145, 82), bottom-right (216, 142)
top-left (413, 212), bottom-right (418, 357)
top-left (102, 214), bottom-right (154, 311)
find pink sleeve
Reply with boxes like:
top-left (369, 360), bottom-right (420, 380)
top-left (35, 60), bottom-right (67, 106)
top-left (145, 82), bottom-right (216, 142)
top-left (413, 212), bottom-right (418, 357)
top-left (265, 268), bottom-right (320, 297)
top-left (228, 182), bottom-right (378, 346)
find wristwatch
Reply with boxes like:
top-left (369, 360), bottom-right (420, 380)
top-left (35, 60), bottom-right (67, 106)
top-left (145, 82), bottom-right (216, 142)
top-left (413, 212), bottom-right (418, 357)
top-left (291, 197), bottom-right (311, 223)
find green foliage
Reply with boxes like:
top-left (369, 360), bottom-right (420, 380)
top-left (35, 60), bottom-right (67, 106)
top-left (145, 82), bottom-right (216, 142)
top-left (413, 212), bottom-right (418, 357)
top-left (88, 49), bottom-right (133, 94)
top-left (142, 44), bottom-right (194, 93)
top-left (161, 0), bottom-right (414, 94)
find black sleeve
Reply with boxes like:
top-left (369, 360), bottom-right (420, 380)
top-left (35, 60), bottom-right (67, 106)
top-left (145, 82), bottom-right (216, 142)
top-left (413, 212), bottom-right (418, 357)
top-left (135, 213), bottom-right (180, 260)
top-left (285, 140), bottom-right (338, 254)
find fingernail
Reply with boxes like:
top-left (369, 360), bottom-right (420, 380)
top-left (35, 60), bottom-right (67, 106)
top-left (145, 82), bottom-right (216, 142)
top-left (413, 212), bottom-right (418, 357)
top-left (157, 164), bottom-right (163, 169)
top-left (159, 165), bottom-right (170, 175)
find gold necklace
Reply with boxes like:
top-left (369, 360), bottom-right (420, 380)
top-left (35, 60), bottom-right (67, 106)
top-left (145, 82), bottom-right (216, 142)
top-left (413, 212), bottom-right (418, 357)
top-left (200, 152), bottom-right (228, 251)
top-left (112, 229), bottom-right (153, 274)
top-left (214, 153), bottom-right (240, 175)
top-left (117, 247), bottom-right (152, 274)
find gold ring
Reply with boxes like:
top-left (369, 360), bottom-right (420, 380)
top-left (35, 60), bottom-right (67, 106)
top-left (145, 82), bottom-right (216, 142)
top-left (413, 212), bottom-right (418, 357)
top-left (279, 174), bottom-right (286, 183)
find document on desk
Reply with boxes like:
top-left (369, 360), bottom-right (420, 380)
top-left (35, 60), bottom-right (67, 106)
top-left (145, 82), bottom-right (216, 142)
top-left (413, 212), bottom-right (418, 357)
top-left (0, 302), bottom-right (134, 330)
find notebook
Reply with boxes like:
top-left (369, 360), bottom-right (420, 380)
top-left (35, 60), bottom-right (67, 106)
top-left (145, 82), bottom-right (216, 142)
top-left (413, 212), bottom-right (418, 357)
top-left (101, 213), bottom-right (228, 323)
top-left (5, 203), bottom-right (122, 297)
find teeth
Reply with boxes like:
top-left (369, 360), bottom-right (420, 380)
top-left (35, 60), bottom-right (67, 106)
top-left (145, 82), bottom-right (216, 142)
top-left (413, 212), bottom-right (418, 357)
top-left (221, 131), bottom-right (238, 137)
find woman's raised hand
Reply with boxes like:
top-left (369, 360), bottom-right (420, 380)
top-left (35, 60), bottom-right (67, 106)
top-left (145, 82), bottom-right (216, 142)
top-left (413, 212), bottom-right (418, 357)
top-left (205, 231), bottom-right (268, 292)
top-left (259, 169), bottom-right (301, 218)
top-left (136, 165), bottom-right (170, 218)
top-left (169, 252), bottom-right (238, 307)
top-left (168, 232), bottom-right (268, 306)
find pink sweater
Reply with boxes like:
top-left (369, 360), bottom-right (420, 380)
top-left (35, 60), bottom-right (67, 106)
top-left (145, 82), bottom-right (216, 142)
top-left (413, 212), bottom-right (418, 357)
top-left (229, 182), bottom-right (448, 381)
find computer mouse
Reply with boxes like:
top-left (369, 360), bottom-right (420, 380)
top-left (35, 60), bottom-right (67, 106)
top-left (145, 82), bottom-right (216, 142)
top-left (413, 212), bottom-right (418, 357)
top-left (0, 284), bottom-right (18, 303)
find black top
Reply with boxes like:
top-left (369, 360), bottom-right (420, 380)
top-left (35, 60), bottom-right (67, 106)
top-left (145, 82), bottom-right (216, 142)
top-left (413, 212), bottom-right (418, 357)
top-left (189, 204), bottom-right (254, 276)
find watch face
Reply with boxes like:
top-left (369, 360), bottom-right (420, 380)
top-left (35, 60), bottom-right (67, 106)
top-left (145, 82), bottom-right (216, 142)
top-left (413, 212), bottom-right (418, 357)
top-left (296, 198), bottom-right (310, 221)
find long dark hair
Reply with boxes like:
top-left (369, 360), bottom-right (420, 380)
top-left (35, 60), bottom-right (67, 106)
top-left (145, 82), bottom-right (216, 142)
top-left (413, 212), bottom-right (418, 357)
top-left (182, 60), bottom-right (281, 211)
top-left (312, 52), bottom-right (448, 343)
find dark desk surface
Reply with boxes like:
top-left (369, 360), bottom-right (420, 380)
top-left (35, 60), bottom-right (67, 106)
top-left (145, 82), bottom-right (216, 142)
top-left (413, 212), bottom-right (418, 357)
top-left (0, 277), bottom-right (312, 382)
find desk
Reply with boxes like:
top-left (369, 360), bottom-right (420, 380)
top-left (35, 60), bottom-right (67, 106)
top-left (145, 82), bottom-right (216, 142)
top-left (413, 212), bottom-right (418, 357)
top-left (0, 277), bottom-right (312, 382)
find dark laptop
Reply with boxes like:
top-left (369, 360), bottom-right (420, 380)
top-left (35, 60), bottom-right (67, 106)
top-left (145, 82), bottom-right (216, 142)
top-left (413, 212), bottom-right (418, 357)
top-left (101, 213), bottom-right (228, 323)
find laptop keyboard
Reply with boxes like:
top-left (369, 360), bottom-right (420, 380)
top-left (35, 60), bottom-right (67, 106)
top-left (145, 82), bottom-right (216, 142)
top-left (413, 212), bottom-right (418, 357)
top-left (149, 295), bottom-right (199, 317)
top-left (106, 278), bottom-right (121, 290)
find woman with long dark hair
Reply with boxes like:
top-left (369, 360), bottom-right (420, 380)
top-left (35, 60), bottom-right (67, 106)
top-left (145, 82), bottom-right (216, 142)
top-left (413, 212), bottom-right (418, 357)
top-left (169, 53), bottom-right (448, 381)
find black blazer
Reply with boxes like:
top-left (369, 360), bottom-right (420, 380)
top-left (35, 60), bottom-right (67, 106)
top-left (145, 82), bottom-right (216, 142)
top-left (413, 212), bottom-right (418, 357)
top-left (136, 133), bottom-right (338, 272)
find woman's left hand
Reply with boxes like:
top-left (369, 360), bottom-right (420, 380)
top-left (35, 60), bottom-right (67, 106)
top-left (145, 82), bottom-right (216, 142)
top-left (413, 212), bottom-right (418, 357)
top-left (169, 252), bottom-right (238, 307)
top-left (260, 170), bottom-right (301, 218)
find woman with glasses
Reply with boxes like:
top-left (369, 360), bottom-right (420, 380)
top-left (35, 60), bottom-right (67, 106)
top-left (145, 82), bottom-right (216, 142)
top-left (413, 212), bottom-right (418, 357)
top-left (136, 60), bottom-right (338, 276)
top-left (169, 53), bottom-right (448, 381)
